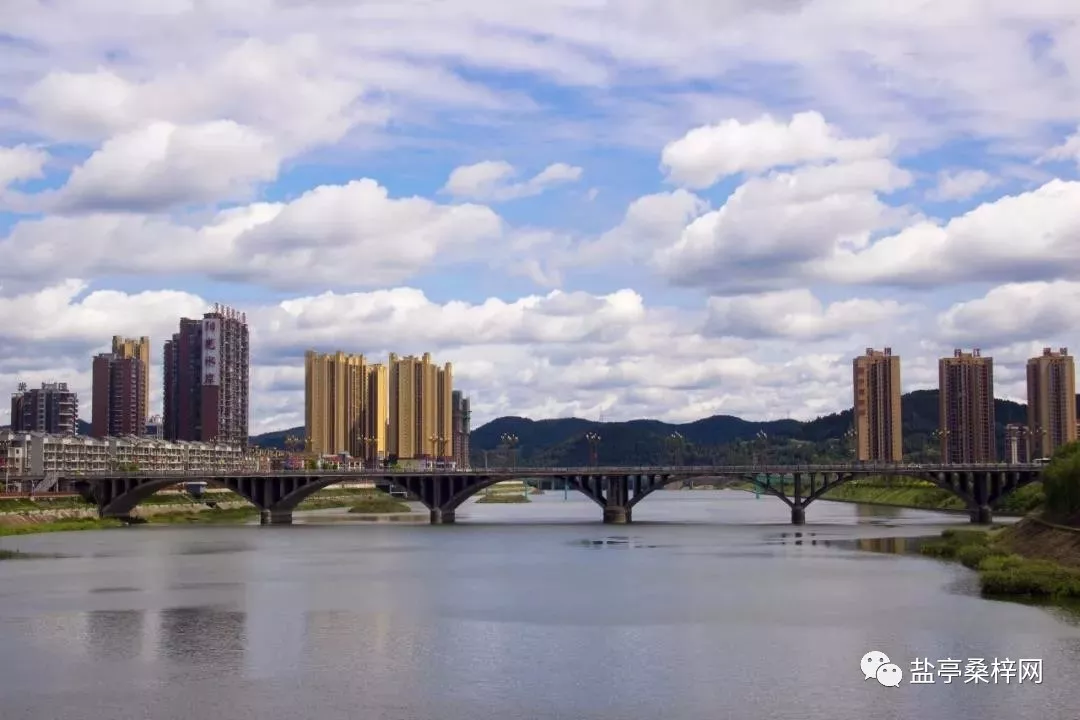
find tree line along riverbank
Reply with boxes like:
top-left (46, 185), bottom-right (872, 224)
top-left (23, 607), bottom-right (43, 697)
top-left (0, 487), bottom-right (419, 539)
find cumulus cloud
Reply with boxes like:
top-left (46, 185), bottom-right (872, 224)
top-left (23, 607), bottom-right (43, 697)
top-left (654, 157), bottom-right (914, 294)
top-left (660, 111), bottom-right (893, 188)
top-left (0, 145), bottom-right (49, 188)
top-left (0, 179), bottom-right (506, 291)
top-left (704, 290), bottom-right (913, 341)
top-left (442, 160), bottom-right (583, 201)
top-left (54, 121), bottom-right (281, 212)
top-left (937, 281), bottom-right (1080, 347)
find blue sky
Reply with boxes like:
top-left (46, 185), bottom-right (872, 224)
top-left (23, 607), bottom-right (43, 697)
top-left (1, 1), bottom-right (1080, 432)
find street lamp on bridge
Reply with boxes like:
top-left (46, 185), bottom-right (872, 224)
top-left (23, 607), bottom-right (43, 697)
top-left (500, 433), bottom-right (519, 469)
top-left (584, 432), bottom-right (601, 466)
top-left (668, 431), bottom-right (684, 467)
top-left (930, 429), bottom-right (950, 463)
top-left (843, 425), bottom-right (856, 461)
top-left (429, 434), bottom-right (448, 468)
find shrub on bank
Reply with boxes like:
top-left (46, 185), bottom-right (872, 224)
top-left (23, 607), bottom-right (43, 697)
top-left (922, 526), bottom-right (1080, 598)
top-left (978, 554), bottom-right (1080, 598)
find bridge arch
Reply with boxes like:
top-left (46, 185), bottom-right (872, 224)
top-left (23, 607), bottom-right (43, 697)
top-left (89, 477), bottom-right (262, 517)
top-left (624, 473), bottom-right (794, 509)
top-left (443, 475), bottom-right (604, 512)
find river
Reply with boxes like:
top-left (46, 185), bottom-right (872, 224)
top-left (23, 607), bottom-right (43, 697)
top-left (1, 490), bottom-right (1078, 720)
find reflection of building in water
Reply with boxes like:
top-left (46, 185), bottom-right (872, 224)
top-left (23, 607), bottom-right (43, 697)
top-left (157, 606), bottom-right (246, 667)
top-left (857, 537), bottom-right (910, 555)
top-left (84, 609), bottom-right (145, 660)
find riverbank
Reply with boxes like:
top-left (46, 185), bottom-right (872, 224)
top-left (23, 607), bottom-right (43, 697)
top-left (0, 488), bottom-right (406, 535)
top-left (921, 519), bottom-right (1080, 600)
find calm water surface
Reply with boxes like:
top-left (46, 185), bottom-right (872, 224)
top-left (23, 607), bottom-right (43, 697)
top-left (2, 490), bottom-right (1079, 720)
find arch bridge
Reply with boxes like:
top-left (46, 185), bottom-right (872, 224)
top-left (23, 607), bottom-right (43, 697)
top-left (54, 462), bottom-right (1045, 527)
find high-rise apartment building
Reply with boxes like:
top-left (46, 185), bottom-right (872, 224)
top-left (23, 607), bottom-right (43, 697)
top-left (111, 336), bottom-right (150, 423)
top-left (1026, 347), bottom-right (1077, 458)
top-left (388, 353), bottom-right (453, 461)
top-left (163, 305), bottom-right (250, 446)
top-left (852, 347), bottom-right (903, 461)
top-left (451, 390), bottom-right (472, 468)
top-left (939, 348), bottom-right (996, 463)
top-left (10, 382), bottom-right (79, 434)
top-left (90, 353), bottom-right (147, 438)
top-left (304, 351), bottom-right (388, 461)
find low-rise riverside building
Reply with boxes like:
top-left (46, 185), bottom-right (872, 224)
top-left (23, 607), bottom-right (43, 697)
top-left (0, 429), bottom-right (252, 477)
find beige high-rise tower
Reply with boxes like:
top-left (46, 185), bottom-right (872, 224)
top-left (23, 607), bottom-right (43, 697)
top-left (1027, 347), bottom-right (1077, 459)
top-left (388, 352), bottom-right (453, 461)
top-left (939, 349), bottom-right (996, 463)
top-left (112, 336), bottom-right (150, 424)
top-left (304, 351), bottom-right (388, 462)
top-left (852, 347), bottom-right (903, 461)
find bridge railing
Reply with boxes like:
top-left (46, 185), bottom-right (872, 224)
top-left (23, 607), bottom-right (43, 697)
top-left (19, 461), bottom-right (1045, 482)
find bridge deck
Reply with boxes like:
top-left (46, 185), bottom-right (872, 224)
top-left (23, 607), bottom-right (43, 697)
top-left (16, 462), bottom-right (1045, 483)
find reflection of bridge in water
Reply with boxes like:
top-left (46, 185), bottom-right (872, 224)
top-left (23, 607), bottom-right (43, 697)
top-left (49, 462), bottom-right (1045, 527)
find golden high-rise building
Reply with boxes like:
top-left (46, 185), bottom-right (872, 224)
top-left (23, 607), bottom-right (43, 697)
top-left (112, 336), bottom-right (150, 421)
top-left (304, 351), bottom-right (388, 461)
top-left (388, 352), bottom-right (453, 461)
top-left (939, 348), bottom-right (996, 463)
top-left (1026, 347), bottom-right (1077, 459)
top-left (852, 347), bottom-right (903, 461)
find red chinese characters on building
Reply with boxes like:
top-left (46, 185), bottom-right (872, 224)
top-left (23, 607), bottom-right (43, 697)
top-left (205, 338), bottom-right (216, 350)
top-left (204, 372), bottom-right (216, 385)
top-left (204, 356), bottom-right (217, 367)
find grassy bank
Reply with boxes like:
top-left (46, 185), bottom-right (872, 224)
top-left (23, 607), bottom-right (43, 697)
top-left (0, 487), bottom-right (398, 534)
top-left (476, 493), bottom-right (530, 504)
top-left (821, 480), bottom-right (1044, 516)
top-left (348, 496), bottom-right (412, 514)
top-left (0, 517), bottom-right (126, 536)
top-left (921, 524), bottom-right (1080, 599)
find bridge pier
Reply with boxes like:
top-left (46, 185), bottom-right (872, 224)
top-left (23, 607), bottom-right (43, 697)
top-left (430, 508), bottom-right (456, 525)
top-left (791, 505), bottom-right (806, 525)
top-left (603, 506), bottom-right (630, 524)
top-left (260, 510), bottom-right (293, 525)
top-left (970, 505), bottom-right (993, 525)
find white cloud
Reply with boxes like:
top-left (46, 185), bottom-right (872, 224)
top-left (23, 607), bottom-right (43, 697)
top-left (576, 190), bottom-right (708, 266)
top-left (0, 179), bottom-right (506, 290)
top-left (1041, 127), bottom-right (1080, 168)
top-left (442, 160), bottom-right (583, 201)
top-left (704, 290), bottom-right (913, 341)
top-left (928, 169), bottom-right (998, 202)
top-left (660, 111), bottom-right (893, 188)
top-left (22, 37), bottom-right (385, 151)
top-left (55, 121), bottom-right (280, 212)
top-left (823, 179), bottom-right (1080, 288)
top-left (0, 145), bottom-right (48, 188)
top-left (937, 281), bottom-right (1080, 347)
top-left (655, 158), bottom-right (914, 293)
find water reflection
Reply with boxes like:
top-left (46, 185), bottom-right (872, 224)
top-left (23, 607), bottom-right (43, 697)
top-left (158, 606), bottom-right (246, 667)
top-left (85, 609), bottom-right (144, 660)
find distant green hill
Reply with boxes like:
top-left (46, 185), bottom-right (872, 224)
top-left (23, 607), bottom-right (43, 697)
top-left (466, 389), bottom-right (1033, 467)
top-left (246, 389), bottom-right (1051, 465)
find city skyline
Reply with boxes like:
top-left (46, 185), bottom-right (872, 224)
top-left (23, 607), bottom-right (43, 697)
top-left (2, 4), bottom-right (1080, 437)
